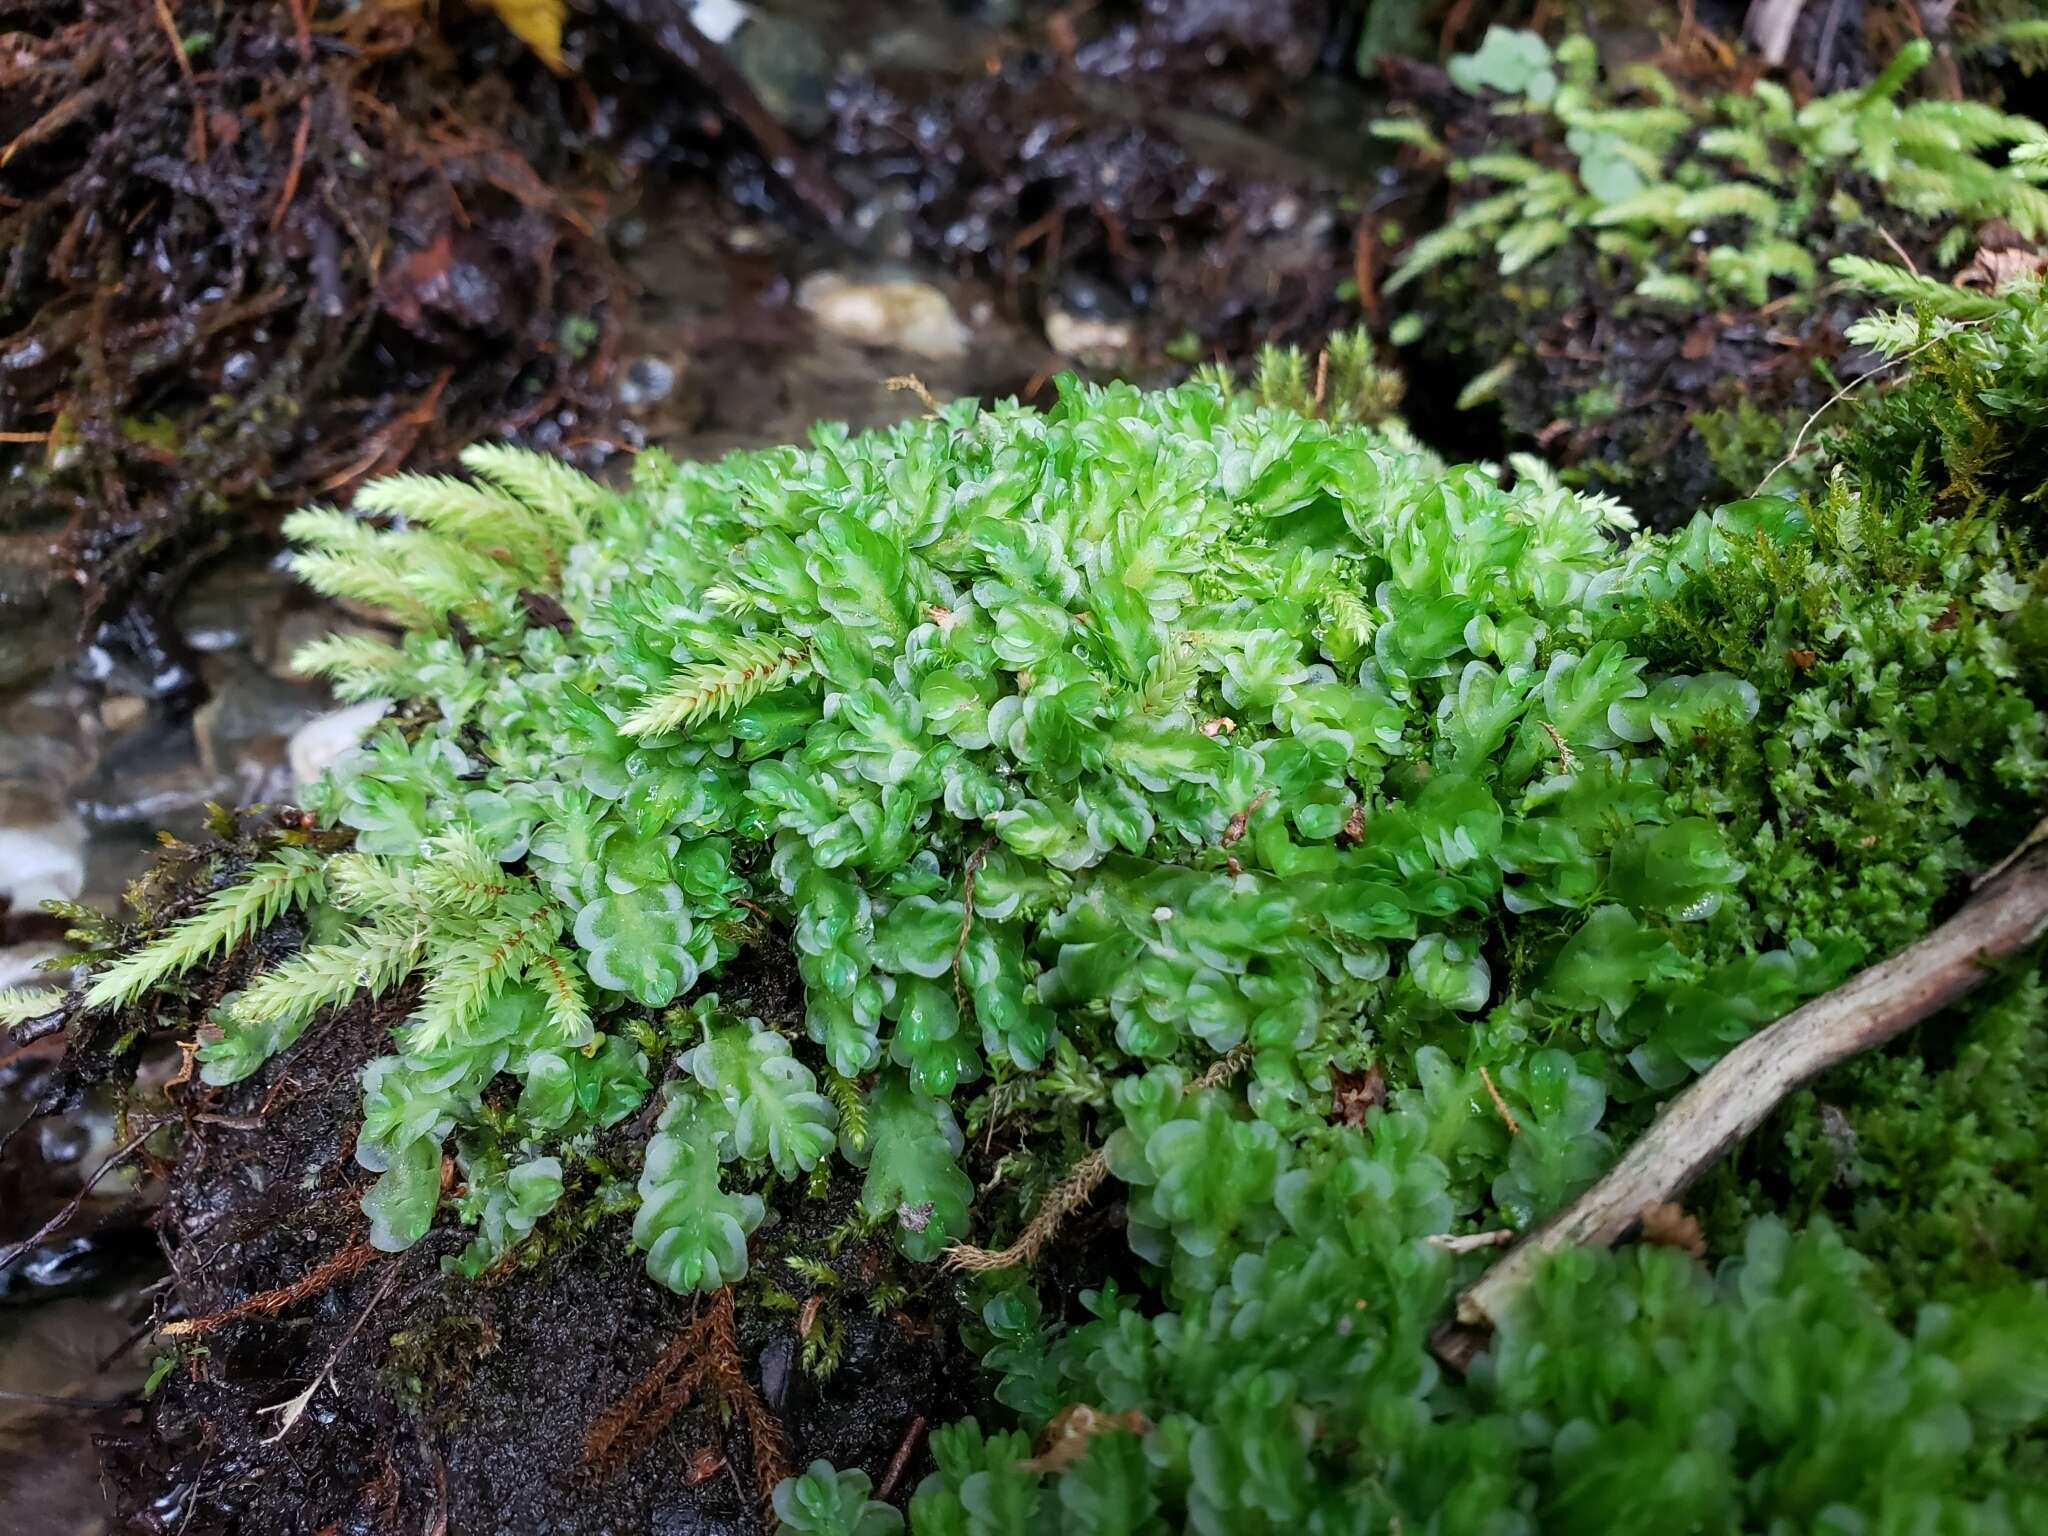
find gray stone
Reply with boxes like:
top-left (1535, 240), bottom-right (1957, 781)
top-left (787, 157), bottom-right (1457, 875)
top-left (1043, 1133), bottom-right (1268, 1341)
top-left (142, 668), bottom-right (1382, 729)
top-left (195, 657), bottom-right (331, 781)
top-left (796, 271), bottom-right (973, 360)
top-left (98, 695), bottom-right (147, 734)
top-left (616, 355), bottom-right (679, 409)
top-left (75, 754), bottom-right (234, 831)
top-left (727, 11), bottom-right (835, 136)
top-left (0, 548), bottom-right (69, 693)
top-left (289, 699), bottom-right (391, 791)
top-left (174, 558), bottom-right (292, 656)
top-left (0, 790), bottom-right (85, 910)
top-left (0, 688), bottom-right (94, 791)
top-left (1045, 306), bottom-right (1136, 368)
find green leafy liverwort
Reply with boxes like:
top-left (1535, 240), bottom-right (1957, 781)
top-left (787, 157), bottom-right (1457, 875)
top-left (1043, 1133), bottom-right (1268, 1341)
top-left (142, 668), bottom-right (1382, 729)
top-left (81, 324), bottom-right (2048, 1319)
top-left (75, 293), bottom-right (2048, 1528)
top-left (1383, 31), bottom-right (2048, 311)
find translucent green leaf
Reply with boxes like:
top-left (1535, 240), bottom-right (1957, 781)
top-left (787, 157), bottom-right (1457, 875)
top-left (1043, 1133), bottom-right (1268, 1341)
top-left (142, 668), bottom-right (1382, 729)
top-left (847, 1073), bottom-right (971, 1261)
top-left (573, 884), bottom-right (697, 1006)
top-left (363, 1135), bottom-right (442, 1252)
top-left (770, 1461), bottom-right (903, 1536)
top-left (687, 1016), bottom-right (839, 1177)
top-left (633, 1090), bottom-right (764, 1294)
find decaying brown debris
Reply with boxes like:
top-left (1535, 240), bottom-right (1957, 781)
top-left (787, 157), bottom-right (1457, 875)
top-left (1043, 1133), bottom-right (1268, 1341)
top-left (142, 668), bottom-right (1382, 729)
top-left (0, 0), bottom-right (621, 647)
top-left (582, 1285), bottom-right (789, 1513)
top-left (161, 1238), bottom-right (378, 1337)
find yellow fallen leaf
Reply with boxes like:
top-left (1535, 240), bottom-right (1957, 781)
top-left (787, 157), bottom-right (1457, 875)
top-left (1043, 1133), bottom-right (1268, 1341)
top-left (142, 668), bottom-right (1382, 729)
top-left (1015, 1404), bottom-right (1152, 1474)
top-left (486, 0), bottom-right (568, 73)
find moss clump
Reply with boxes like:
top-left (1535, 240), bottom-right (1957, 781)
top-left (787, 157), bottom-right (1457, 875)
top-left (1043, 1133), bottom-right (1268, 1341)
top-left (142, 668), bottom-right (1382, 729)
top-left (80, 290), bottom-right (2048, 1527)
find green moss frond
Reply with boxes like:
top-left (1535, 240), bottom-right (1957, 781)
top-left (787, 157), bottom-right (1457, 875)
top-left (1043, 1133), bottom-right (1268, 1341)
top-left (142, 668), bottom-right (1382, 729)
top-left (83, 849), bottom-right (328, 1010)
top-left (290, 634), bottom-right (414, 701)
top-left (1386, 225), bottom-right (1482, 293)
top-left (1369, 115), bottom-right (1443, 156)
top-left (414, 829), bottom-right (516, 916)
top-left (458, 443), bottom-right (609, 548)
top-left (327, 853), bottom-right (417, 916)
top-left (825, 1070), bottom-right (869, 1152)
top-left (1673, 184), bottom-right (1779, 225)
top-left (351, 472), bottom-right (558, 578)
top-left (619, 635), bottom-right (812, 739)
top-left (0, 986), bottom-right (64, 1027)
top-left (1829, 257), bottom-right (2005, 321)
top-left (233, 918), bottom-right (430, 1026)
top-left (403, 892), bottom-right (562, 1053)
top-left (527, 947), bottom-right (594, 1050)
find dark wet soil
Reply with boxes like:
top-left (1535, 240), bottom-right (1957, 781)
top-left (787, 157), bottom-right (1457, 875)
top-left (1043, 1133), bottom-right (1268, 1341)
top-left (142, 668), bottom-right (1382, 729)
top-left (1374, 39), bottom-right (1966, 526)
top-left (82, 907), bottom-right (978, 1536)
top-left (827, 35), bottom-right (1376, 368)
top-left (0, 1), bottom-right (662, 659)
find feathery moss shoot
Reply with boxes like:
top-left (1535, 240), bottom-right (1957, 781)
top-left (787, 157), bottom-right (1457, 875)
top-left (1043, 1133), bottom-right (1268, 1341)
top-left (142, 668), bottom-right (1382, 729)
top-left (1376, 28), bottom-right (2048, 524)
top-left (88, 305), bottom-right (2048, 1528)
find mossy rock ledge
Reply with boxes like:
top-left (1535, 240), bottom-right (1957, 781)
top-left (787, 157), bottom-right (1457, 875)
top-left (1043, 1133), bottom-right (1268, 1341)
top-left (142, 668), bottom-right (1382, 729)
top-left (41, 339), bottom-right (2048, 1532)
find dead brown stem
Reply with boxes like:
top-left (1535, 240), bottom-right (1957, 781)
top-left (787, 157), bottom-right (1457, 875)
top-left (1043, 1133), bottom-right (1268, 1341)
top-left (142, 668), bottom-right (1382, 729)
top-left (1222, 789), bottom-right (1270, 848)
top-left (149, 0), bottom-right (207, 161)
top-left (712, 1287), bottom-right (790, 1520)
top-left (582, 1305), bottom-right (716, 1469)
top-left (1477, 1064), bottom-right (1520, 1135)
top-left (0, 83), bottom-right (111, 169)
top-left (270, 104), bottom-right (313, 232)
top-left (161, 1240), bottom-right (379, 1336)
top-left (944, 1044), bottom-right (1251, 1272)
top-left (876, 1414), bottom-right (928, 1503)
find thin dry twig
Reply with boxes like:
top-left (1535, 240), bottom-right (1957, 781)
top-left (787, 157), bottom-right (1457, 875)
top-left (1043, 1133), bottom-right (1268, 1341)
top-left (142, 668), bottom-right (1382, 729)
top-left (887, 374), bottom-right (942, 416)
top-left (1426, 1229), bottom-right (1516, 1255)
top-left (284, 0), bottom-right (312, 60)
top-left (150, 0), bottom-right (207, 161)
top-left (0, 1123), bottom-right (158, 1274)
top-left (1754, 327), bottom-right (1976, 494)
top-left (257, 1264), bottom-right (400, 1443)
top-left (1, 82), bottom-right (112, 169)
top-left (1477, 1065), bottom-right (1520, 1136)
top-left (1876, 223), bottom-right (1921, 276)
top-left (270, 104), bottom-right (313, 232)
top-left (876, 1414), bottom-right (928, 1503)
top-left (1451, 838), bottom-right (2048, 1334)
